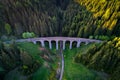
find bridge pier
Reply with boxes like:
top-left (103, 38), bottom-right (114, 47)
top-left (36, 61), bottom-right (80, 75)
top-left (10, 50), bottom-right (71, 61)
top-left (41, 41), bottom-right (45, 47)
top-left (33, 41), bottom-right (36, 44)
top-left (56, 41), bottom-right (59, 50)
top-left (77, 41), bottom-right (81, 48)
top-left (85, 41), bottom-right (89, 45)
top-left (63, 41), bottom-right (66, 50)
top-left (17, 37), bottom-right (101, 50)
top-left (49, 41), bottom-right (52, 49)
top-left (69, 41), bottom-right (73, 49)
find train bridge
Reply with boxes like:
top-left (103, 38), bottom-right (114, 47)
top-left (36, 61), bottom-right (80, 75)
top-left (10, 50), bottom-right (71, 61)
top-left (16, 37), bottom-right (101, 50)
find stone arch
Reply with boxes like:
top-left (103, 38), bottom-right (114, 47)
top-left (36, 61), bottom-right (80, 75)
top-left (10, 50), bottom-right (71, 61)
top-left (89, 41), bottom-right (95, 44)
top-left (40, 40), bottom-right (45, 47)
top-left (36, 41), bottom-right (42, 47)
top-left (85, 41), bottom-right (89, 45)
top-left (72, 41), bottom-right (77, 48)
top-left (16, 37), bottom-right (101, 50)
top-left (51, 40), bottom-right (56, 49)
top-left (65, 40), bottom-right (70, 49)
top-left (44, 40), bottom-right (49, 48)
top-left (80, 42), bottom-right (86, 46)
top-left (59, 40), bottom-right (64, 49)
top-left (32, 41), bottom-right (37, 44)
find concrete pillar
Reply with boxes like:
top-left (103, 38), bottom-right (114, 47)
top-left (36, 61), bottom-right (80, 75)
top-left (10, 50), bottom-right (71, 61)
top-left (49, 41), bottom-right (52, 49)
top-left (33, 41), bottom-right (36, 44)
top-left (56, 41), bottom-right (59, 50)
top-left (63, 41), bottom-right (66, 50)
top-left (85, 41), bottom-right (89, 45)
top-left (69, 41), bottom-right (73, 49)
top-left (41, 40), bottom-right (45, 47)
top-left (77, 41), bottom-right (81, 48)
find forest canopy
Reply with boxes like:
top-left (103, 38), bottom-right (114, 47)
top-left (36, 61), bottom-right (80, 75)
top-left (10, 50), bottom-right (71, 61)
top-left (0, 0), bottom-right (120, 38)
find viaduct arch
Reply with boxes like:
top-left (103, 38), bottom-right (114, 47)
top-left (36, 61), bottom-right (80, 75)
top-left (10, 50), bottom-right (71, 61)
top-left (16, 37), bottom-right (101, 50)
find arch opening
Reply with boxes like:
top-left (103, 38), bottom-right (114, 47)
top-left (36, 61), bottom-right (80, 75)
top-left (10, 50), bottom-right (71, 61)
top-left (65, 41), bottom-right (70, 49)
top-left (44, 40), bottom-right (49, 49)
top-left (36, 41), bottom-right (42, 47)
top-left (51, 40), bottom-right (56, 49)
top-left (72, 41), bottom-right (77, 48)
top-left (80, 42), bottom-right (86, 46)
top-left (59, 40), bottom-right (63, 49)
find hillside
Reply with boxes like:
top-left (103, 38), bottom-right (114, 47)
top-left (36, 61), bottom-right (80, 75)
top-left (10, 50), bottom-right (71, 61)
top-left (75, 0), bottom-right (120, 37)
top-left (0, 42), bottom-right (59, 80)
top-left (75, 37), bottom-right (120, 80)
top-left (0, 0), bottom-right (120, 38)
top-left (0, 0), bottom-right (120, 80)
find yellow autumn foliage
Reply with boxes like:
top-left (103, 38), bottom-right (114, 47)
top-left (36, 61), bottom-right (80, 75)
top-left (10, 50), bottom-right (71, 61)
top-left (109, 19), bottom-right (118, 30)
top-left (102, 8), bottom-right (111, 20)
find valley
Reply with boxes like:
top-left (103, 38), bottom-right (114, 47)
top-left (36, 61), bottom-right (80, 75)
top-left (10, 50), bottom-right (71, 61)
top-left (0, 0), bottom-right (120, 80)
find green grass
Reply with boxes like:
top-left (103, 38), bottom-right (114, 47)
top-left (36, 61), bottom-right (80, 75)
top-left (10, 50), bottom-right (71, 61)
top-left (17, 42), bottom-right (43, 63)
top-left (16, 42), bottom-right (58, 80)
top-left (63, 44), bottom-right (102, 80)
top-left (16, 42), bottom-right (102, 80)
top-left (32, 66), bottom-right (49, 80)
top-left (17, 42), bottom-right (40, 54)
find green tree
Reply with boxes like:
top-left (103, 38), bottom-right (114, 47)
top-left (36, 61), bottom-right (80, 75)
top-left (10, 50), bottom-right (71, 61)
top-left (5, 23), bottom-right (12, 35)
top-left (77, 27), bottom-right (84, 37)
top-left (22, 32), bottom-right (36, 38)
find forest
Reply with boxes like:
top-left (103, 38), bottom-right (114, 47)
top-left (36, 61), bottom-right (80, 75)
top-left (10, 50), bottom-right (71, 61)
top-left (0, 0), bottom-right (120, 80)
top-left (0, 0), bottom-right (120, 38)
top-left (75, 37), bottom-right (120, 80)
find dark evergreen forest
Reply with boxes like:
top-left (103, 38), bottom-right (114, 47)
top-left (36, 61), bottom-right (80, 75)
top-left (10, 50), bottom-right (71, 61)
top-left (0, 0), bottom-right (120, 38)
top-left (0, 0), bottom-right (120, 80)
top-left (75, 37), bottom-right (120, 80)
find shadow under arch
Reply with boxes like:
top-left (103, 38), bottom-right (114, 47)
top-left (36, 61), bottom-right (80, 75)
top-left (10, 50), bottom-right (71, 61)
top-left (72, 41), bottom-right (77, 48)
top-left (36, 41), bottom-right (42, 47)
top-left (80, 42), bottom-right (86, 46)
top-left (44, 40), bottom-right (49, 49)
top-left (65, 40), bottom-right (70, 49)
top-left (51, 40), bottom-right (56, 49)
top-left (59, 40), bottom-right (64, 49)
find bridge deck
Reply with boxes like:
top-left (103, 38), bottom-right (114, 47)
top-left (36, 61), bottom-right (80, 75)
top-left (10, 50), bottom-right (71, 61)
top-left (17, 37), bottom-right (101, 43)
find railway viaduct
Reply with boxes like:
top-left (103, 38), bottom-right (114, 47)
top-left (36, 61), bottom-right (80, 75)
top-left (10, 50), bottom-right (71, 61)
top-left (16, 37), bottom-right (101, 50)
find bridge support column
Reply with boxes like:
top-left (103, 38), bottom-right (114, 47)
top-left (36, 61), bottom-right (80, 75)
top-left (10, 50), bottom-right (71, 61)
top-left (49, 41), bottom-right (52, 49)
top-left (41, 41), bottom-right (45, 47)
top-left (56, 41), bottom-right (59, 50)
top-left (85, 42), bottom-right (89, 45)
top-left (77, 41), bottom-right (81, 48)
top-left (69, 41), bottom-right (73, 49)
top-left (33, 41), bottom-right (36, 44)
top-left (63, 41), bottom-right (66, 50)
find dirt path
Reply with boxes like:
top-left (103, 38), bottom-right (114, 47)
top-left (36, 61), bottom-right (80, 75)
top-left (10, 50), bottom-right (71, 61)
top-left (59, 41), bottom-right (64, 80)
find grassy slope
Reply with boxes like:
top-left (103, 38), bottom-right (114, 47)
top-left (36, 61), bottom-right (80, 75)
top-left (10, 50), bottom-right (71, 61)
top-left (63, 44), bottom-right (101, 80)
top-left (32, 66), bottom-right (49, 80)
top-left (16, 42), bottom-right (102, 80)
top-left (17, 42), bottom-right (41, 61)
top-left (17, 42), bottom-right (57, 80)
